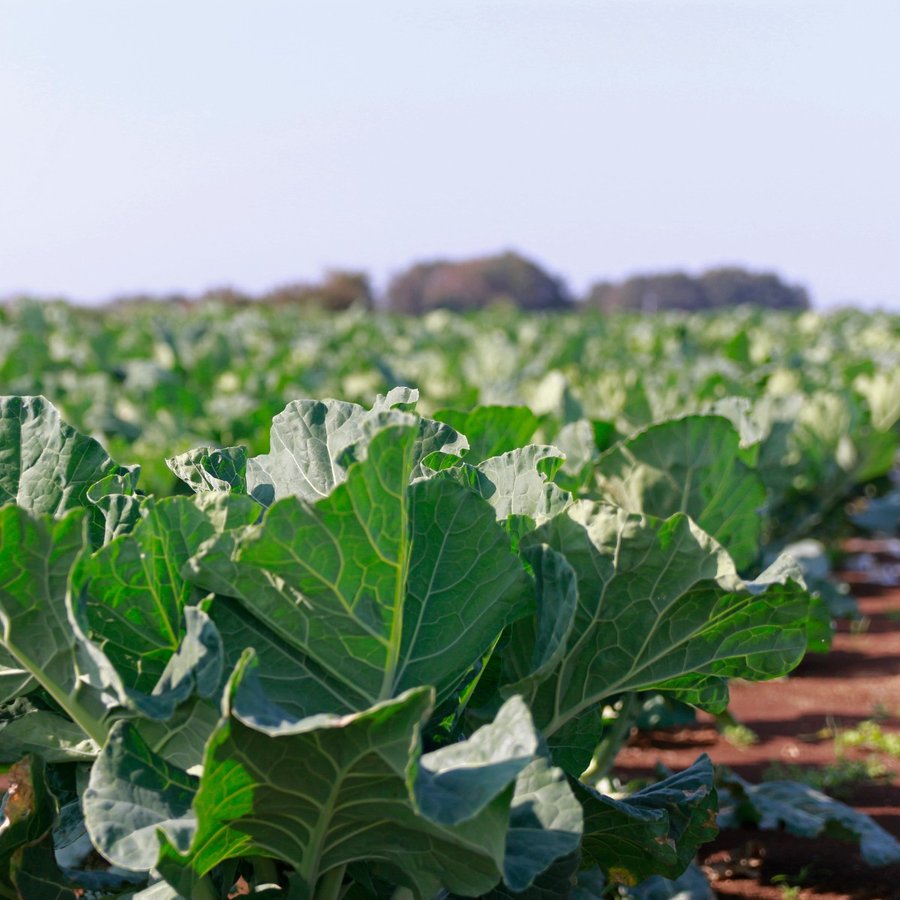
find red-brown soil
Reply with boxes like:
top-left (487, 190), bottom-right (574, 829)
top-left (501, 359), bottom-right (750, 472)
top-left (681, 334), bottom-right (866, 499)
top-left (614, 553), bottom-right (900, 900)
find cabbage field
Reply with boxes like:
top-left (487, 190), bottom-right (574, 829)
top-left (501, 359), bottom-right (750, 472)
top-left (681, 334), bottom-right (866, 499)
top-left (0, 300), bottom-right (898, 898)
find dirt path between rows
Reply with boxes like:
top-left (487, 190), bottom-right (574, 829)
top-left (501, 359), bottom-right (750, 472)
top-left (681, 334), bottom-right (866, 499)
top-left (614, 556), bottom-right (900, 900)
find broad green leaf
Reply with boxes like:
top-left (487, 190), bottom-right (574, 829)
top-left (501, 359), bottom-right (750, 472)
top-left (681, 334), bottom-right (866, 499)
top-left (0, 395), bottom-right (137, 546)
top-left (718, 771), bottom-right (900, 867)
top-left (189, 422), bottom-right (530, 711)
top-left (594, 416), bottom-right (766, 569)
top-left (553, 420), bottom-right (599, 492)
top-left (72, 495), bottom-right (256, 692)
top-left (513, 503), bottom-right (810, 770)
top-left (83, 720), bottom-right (199, 871)
top-left (627, 862), bottom-right (713, 900)
top-left (498, 755), bottom-right (583, 892)
top-left (502, 546), bottom-right (578, 701)
top-left (165, 445), bottom-right (248, 494)
top-left (433, 405), bottom-right (542, 463)
top-left (11, 838), bottom-right (76, 900)
top-left (244, 388), bottom-right (467, 506)
top-left (135, 696), bottom-right (221, 772)
top-left (209, 595), bottom-right (353, 717)
top-left (0, 709), bottom-right (97, 763)
top-left (0, 507), bottom-right (111, 744)
top-left (86, 468), bottom-right (144, 545)
top-left (441, 446), bottom-right (571, 524)
top-left (579, 755), bottom-right (718, 886)
top-left (155, 655), bottom-right (542, 899)
top-left (479, 850), bottom-right (581, 900)
top-left (0, 506), bottom-right (233, 762)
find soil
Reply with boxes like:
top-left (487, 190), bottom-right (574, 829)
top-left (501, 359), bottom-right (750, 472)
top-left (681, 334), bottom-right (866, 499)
top-left (614, 544), bottom-right (900, 900)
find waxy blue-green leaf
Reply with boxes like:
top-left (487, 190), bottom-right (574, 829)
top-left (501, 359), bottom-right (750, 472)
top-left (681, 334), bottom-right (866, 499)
top-left (155, 654), bottom-right (547, 899)
top-left (0, 395), bottom-right (140, 547)
top-left (627, 862), bottom-right (714, 900)
top-left (72, 495), bottom-right (257, 693)
top-left (578, 755), bottom-right (718, 886)
top-left (85, 468), bottom-right (144, 545)
top-left (83, 720), bottom-right (199, 872)
top-left (478, 850), bottom-right (582, 900)
top-left (441, 446), bottom-right (571, 524)
top-left (208, 595), bottom-right (353, 718)
top-left (0, 507), bottom-right (233, 765)
top-left (0, 507), bottom-right (111, 744)
top-left (512, 503), bottom-right (810, 770)
top-left (594, 416), bottom-right (766, 569)
top-left (244, 387), bottom-right (467, 506)
top-left (0, 395), bottom-right (122, 513)
top-left (189, 421), bottom-right (530, 711)
top-left (498, 754), bottom-right (583, 892)
top-left (165, 445), bottom-right (248, 494)
top-left (0, 709), bottom-right (97, 764)
top-left (718, 771), bottom-right (900, 867)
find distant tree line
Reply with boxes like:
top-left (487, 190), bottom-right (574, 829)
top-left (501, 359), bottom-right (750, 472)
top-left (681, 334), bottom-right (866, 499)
top-left (81, 252), bottom-right (811, 313)
top-left (584, 267), bottom-right (809, 312)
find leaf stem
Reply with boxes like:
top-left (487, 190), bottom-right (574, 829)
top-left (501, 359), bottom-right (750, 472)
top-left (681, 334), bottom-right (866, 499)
top-left (314, 864), bottom-right (347, 900)
top-left (8, 642), bottom-right (108, 746)
top-left (580, 692), bottom-right (640, 784)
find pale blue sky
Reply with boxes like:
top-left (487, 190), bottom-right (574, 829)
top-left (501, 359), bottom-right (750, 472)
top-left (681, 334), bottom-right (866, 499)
top-left (1, 1), bottom-right (898, 308)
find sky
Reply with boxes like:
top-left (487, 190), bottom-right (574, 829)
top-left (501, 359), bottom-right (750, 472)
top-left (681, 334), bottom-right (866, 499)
top-left (1, 0), bottom-right (898, 309)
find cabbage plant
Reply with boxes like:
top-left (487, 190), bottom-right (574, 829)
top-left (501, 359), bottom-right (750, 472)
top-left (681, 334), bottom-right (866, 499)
top-left (0, 393), bottom-right (813, 899)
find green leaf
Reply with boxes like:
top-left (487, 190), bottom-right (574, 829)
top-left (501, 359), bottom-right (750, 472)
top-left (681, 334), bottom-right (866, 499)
top-left (514, 503), bottom-right (810, 770)
top-left (209, 595), bottom-right (352, 718)
top-left (433, 405), bottom-right (542, 463)
top-left (165, 445), bottom-right (248, 494)
top-left (594, 416), bottom-right (766, 569)
top-left (553, 420), bottom-right (600, 492)
top-left (83, 720), bottom-right (200, 872)
top-left (0, 395), bottom-right (137, 547)
top-left (244, 389), bottom-right (466, 506)
top-left (501, 546), bottom-right (578, 706)
top-left (578, 755), bottom-right (718, 885)
top-left (627, 862), bottom-right (713, 900)
top-left (478, 850), bottom-right (581, 900)
top-left (718, 771), bottom-right (900, 867)
top-left (0, 710), bottom-right (97, 764)
top-left (0, 506), bottom-right (234, 762)
top-left (0, 507), bottom-right (110, 744)
top-left (440, 446), bottom-right (571, 524)
top-left (156, 654), bottom-right (540, 899)
top-left (72, 495), bottom-right (256, 692)
top-left (135, 696), bottom-right (221, 772)
top-left (499, 755), bottom-right (583, 892)
top-left (85, 468), bottom-right (144, 545)
top-left (11, 837), bottom-right (76, 900)
top-left (189, 422), bottom-right (530, 711)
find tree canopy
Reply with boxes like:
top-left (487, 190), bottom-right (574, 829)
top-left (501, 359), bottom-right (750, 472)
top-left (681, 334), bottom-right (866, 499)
top-left (585, 267), bottom-right (809, 313)
top-left (386, 251), bottom-right (573, 314)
